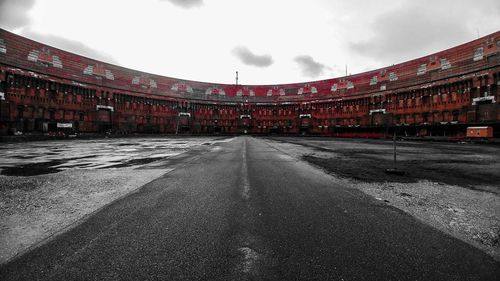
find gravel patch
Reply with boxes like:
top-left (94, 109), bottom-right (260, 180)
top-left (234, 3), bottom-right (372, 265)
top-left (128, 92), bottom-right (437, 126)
top-left (353, 180), bottom-right (500, 259)
top-left (0, 168), bottom-right (167, 264)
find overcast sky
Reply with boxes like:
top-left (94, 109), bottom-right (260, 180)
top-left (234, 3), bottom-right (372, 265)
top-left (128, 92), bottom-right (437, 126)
top-left (1, 0), bottom-right (499, 85)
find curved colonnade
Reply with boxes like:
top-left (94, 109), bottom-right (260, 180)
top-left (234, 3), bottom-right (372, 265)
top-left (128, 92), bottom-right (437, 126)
top-left (0, 29), bottom-right (499, 137)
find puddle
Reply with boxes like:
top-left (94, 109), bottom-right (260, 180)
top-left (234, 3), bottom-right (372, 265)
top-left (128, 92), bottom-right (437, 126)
top-left (1, 160), bottom-right (64, 176)
top-left (56, 163), bottom-right (96, 169)
top-left (0, 138), bottom-right (218, 175)
top-left (117, 143), bottom-right (135, 146)
top-left (102, 157), bottom-right (166, 168)
top-left (11, 155), bottom-right (39, 159)
top-left (0, 155), bottom-right (97, 176)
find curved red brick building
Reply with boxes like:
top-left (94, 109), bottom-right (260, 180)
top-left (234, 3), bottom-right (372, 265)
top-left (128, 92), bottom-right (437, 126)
top-left (0, 29), bottom-right (499, 137)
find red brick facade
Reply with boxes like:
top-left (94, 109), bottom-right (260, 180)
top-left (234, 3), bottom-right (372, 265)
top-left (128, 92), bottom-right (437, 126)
top-left (0, 29), bottom-right (499, 137)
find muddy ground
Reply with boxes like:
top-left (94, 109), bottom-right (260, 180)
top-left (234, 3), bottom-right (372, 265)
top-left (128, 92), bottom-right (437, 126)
top-left (267, 137), bottom-right (500, 259)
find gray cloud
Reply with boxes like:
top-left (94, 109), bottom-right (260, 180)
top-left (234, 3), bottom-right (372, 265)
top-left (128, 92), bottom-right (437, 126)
top-left (294, 55), bottom-right (328, 78)
top-left (161, 0), bottom-right (203, 9)
top-left (0, 0), bottom-right (117, 64)
top-left (22, 29), bottom-right (119, 65)
top-left (232, 46), bottom-right (273, 67)
top-left (0, 0), bottom-right (35, 29)
top-left (349, 0), bottom-right (500, 64)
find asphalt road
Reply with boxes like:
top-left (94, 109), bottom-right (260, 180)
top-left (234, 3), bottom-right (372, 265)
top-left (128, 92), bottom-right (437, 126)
top-left (1, 136), bottom-right (498, 280)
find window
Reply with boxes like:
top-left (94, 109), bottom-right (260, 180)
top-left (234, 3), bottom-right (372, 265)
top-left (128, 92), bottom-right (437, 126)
top-left (473, 47), bottom-right (484, 61)
top-left (417, 64), bottom-right (427, 76)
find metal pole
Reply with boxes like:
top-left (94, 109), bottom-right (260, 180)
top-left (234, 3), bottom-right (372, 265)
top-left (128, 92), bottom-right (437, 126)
top-left (175, 115), bottom-right (179, 135)
top-left (393, 131), bottom-right (397, 170)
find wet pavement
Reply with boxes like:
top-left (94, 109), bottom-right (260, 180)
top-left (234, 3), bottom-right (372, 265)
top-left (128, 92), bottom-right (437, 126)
top-left (0, 137), bottom-right (221, 177)
top-left (1, 136), bottom-right (498, 280)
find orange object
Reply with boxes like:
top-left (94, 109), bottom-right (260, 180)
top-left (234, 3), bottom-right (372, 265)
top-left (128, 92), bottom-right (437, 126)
top-left (466, 127), bottom-right (493, 138)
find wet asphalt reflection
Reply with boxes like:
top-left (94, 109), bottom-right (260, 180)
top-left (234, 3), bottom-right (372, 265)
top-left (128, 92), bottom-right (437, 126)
top-left (0, 138), bottom-right (219, 176)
